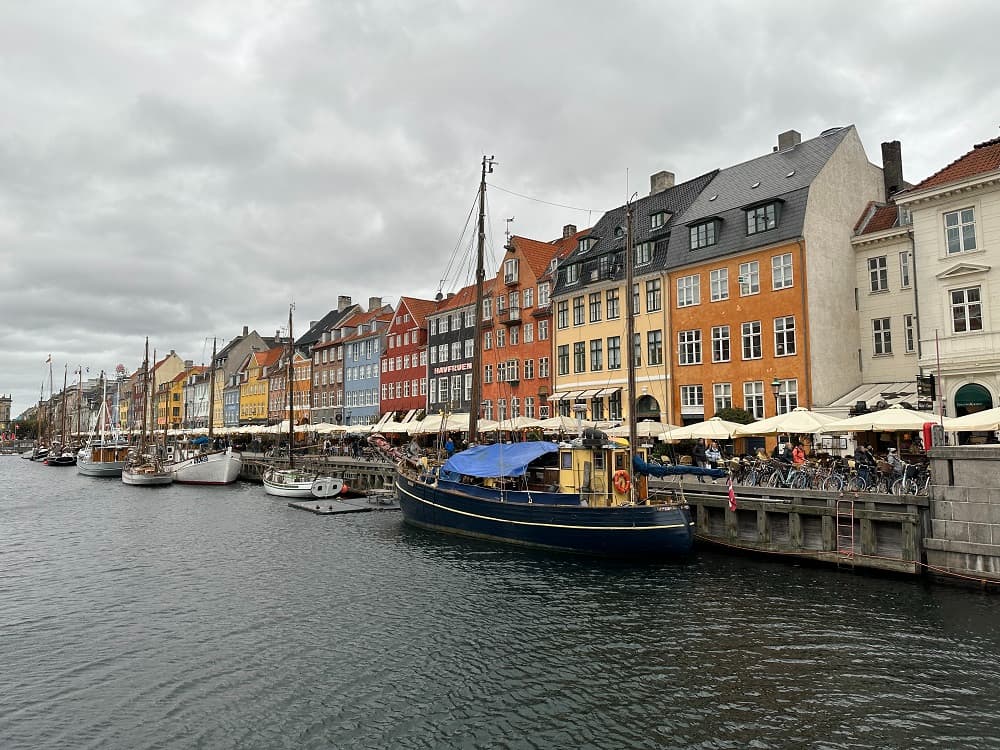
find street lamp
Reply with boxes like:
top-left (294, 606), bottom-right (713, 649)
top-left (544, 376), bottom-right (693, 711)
top-left (770, 377), bottom-right (782, 415)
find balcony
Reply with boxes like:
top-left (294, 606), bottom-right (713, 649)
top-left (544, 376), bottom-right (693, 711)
top-left (498, 307), bottom-right (521, 325)
top-left (531, 304), bottom-right (552, 319)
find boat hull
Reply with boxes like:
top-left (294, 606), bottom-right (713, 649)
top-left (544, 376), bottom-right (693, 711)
top-left (395, 472), bottom-right (694, 557)
top-left (77, 445), bottom-right (130, 477)
top-left (122, 470), bottom-right (173, 486)
top-left (170, 448), bottom-right (242, 485)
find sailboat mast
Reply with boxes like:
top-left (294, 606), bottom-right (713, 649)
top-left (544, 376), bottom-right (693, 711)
top-left (287, 304), bottom-right (295, 468)
top-left (624, 194), bottom-right (639, 500)
top-left (150, 347), bottom-right (157, 449)
top-left (48, 360), bottom-right (54, 446)
top-left (61, 365), bottom-right (68, 445)
top-left (207, 338), bottom-right (217, 441)
top-left (76, 367), bottom-right (83, 440)
top-left (469, 154), bottom-right (494, 443)
top-left (139, 339), bottom-right (149, 448)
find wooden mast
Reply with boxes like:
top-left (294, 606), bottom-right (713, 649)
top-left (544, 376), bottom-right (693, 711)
top-left (469, 154), bottom-right (494, 443)
top-left (76, 367), bottom-right (83, 441)
top-left (60, 365), bottom-right (68, 446)
top-left (139, 338), bottom-right (149, 452)
top-left (286, 304), bottom-right (295, 468)
top-left (624, 193), bottom-right (639, 502)
top-left (207, 337), bottom-right (217, 442)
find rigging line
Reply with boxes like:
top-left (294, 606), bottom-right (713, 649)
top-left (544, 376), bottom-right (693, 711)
top-left (487, 182), bottom-right (604, 214)
top-left (439, 190), bottom-right (480, 292)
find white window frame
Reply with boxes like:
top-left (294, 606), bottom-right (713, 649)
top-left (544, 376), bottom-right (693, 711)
top-left (771, 253), bottom-right (793, 290)
top-left (944, 207), bottom-right (977, 255)
top-left (676, 275), bottom-right (700, 307)
top-left (710, 268), bottom-right (729, 302)
top-left (738, 261), bottom-right (760, 296)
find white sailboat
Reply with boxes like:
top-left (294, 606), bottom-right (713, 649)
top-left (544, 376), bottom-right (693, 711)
top-left (262, 305), bottom-right (345, 498)
top-left (77, 370), bottom-right (130, 477)
top-left (122, 340), bottom-right (173, 486)
top-left (168, 338), bottom-right (242, 485)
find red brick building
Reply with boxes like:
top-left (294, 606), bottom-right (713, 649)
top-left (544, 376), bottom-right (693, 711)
top-left (380, 296), bottom-right (436, 419)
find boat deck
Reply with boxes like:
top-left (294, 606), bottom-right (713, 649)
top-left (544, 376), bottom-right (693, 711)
top-left (288, 491), bottom-right (400, 515)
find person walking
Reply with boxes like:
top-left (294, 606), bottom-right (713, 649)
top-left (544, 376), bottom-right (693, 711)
top-left (705, 441), bottom-right (722, 469)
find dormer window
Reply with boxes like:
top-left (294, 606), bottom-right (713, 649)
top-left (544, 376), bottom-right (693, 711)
top-left (634, 241), bottom-right (653, 266)
top-left (565, 264), bottom-right (580, 285)
top-left (577, 237), bottom-right (596, 253)
top-left (650, 211), bottom-right (668, 229)
top-left (689, 220), bottom-right (718, 250)
top-left (746, 202), bottom-right (780, 235)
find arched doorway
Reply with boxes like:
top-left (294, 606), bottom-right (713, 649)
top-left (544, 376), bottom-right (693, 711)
top-left (954, 383), bottom-right (993, 417)
top-left (635, 395), bottom-right (661, 421)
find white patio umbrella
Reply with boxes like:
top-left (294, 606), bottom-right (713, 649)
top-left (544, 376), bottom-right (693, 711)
top-left (534, 415), bottom-right (596, 433)
top-left (661, 416), bottom-right (744, 441)
top-left (819, 404), bottom-right (948, 433)
top-left (734, 407), bottom-right (841, 436)
top-left (606, 420), bottom-right (681, 438)
top-left (486, 416), bottom-right (542, 432)
top-left (312, 422), bottom-right (347, 434)
top-left (375, 421), bottom-right (412, 434)
top-left (941, 406), bottom-right (1000, 432)
top-left (345, 423), bottom-right (374, 435)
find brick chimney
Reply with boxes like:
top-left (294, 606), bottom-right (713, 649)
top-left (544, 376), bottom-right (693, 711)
top-left (649, 171), bottom-right (675, 195)
top-left (562, 223), bottom-right (577, 238)
top-left (881, 140), bottom-right (904, 198)
top-left (242, 325), bottom-right (249, 336)
top-left (368, 296), bottom-right (382, 312)
top-left (777, 129), bottom-right (801, 151)
top-left (338, 295), bottom-right (352, 312)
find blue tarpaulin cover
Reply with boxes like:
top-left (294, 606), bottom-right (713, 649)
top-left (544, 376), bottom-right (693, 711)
top-left (633, 453), bottom-right (726, 479)
top-left (190, 436), bottom-right (210, 445)
top-left (443, 441), bottom-right (559, 478)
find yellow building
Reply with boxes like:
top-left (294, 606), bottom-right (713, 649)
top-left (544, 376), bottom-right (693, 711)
top-left (239, 350), bottom-right (274, 425)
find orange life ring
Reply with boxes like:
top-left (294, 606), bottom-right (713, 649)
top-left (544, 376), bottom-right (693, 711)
top-left (613, 469), bottom-right (631, 494)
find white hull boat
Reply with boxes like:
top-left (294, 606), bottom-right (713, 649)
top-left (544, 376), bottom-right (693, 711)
top-left (263, 468), bottom-right (345, 498)
top-left (77, 443), bottom-right (130, 477)
top-left (170, 448), bottom-right (242, 485)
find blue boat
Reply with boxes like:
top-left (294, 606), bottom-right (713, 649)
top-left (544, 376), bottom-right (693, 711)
top-left (396, 438), bottom-right (722, 557)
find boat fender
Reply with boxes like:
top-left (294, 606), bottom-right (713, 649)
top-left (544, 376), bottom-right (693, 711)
top-left (613, 470), bottom-right (631, 494)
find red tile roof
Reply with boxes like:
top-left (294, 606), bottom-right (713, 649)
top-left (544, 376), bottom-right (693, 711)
top-left (911, 136), bottom-right (1000, 192)
top-left (855, 202), bottom-right (900, 235)
top-left (433, 277), bottom-right (496, 314)
top-left (398, 296), bottom-right (438, 328)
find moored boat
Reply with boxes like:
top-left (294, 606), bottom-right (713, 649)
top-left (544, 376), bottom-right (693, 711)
top-left (263, 467), bottom-right (344, 498)
top-left (122, 339), bottom-right (173, 487)
top-left (78, 371), bottom-right (129, 477)
top-left (170, 445), bottom-right (242, 485)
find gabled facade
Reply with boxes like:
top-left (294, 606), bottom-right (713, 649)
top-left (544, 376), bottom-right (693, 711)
top-left (240, 348), bottom-right (278, 425)
top-left (426, 280), bottom-right (492, 417)
top-left (342, 301), bottom-right (393, 426)
top-left (301, 296), bottom-right (363, 425)
top-left (482, 226), bottom-right (583, 421)
top-left (551, 170), bottom-right (717, 423)
top-left (210, 327), bottom-right (275, 429)
top-left (266, 344), bottom-right (309, 424)
top-left (895, 135), bottom-right (1000, 419)
top-left (663, 127), bottom-right (884, 423)
top-left (380, 296), bottom-right (436, 418)
top-left (181, 366), bottom-right (210, 429)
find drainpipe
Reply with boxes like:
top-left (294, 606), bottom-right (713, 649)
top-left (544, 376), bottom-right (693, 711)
top-left (797, 239), bottom-right (812, 408)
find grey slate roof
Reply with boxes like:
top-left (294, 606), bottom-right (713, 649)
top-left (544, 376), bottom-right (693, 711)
top-left (664, 126), bottom-right (853, 269)
top-left (552, 169), bottom-right (719, 298)
top-left (296, 305), bottom-right (361, 349)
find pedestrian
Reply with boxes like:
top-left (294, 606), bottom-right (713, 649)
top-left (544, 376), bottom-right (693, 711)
top-left (445, 435), bottom-right (455, 457)
top-left (705, 441), bottom-right (722, 469)
top-left (792, 442), bottom-right (806, 465)
top-left (691, 438), bottom-right (708, 482)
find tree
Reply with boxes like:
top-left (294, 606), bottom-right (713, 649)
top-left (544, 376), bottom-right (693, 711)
top-left (715, 407), bottom-right (754, 425)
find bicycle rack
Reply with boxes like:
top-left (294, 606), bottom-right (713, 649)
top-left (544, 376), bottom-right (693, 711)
top-left (835, 498), bottom-right (855, 562)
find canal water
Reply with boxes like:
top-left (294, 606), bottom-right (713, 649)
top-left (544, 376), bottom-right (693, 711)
top-left (3, 457), bottom-right (1000, 749)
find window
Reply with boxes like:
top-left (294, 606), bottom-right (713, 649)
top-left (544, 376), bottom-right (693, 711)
top-left (573, 341), bottom-right (586, 373)
top-left (872, 318), bottom-right (892, 355)
top-left (689, 221), bottom-right (717, 250)
top-left (483, 400), bottom-right (493, 421)
top-left (904, 314), bottom-right (915, 353)
top-left (606, 288), bottom-right (620, 319)
top-left (711, 325), bottom-right (730, 363)
top-left (743, 381), bottom-right (764, 419)
top-left (539, 357), bottom-right (550, 378)
top-left (774, 316), bottom-right (796, 356)
top-left (944, 207), bottom-right (977, 254)
top-left (647, 330), bottom-right (664, 365)
top-left (523, 359), bottom-right (534, 380)
top-left (680, 385), bottom-right (704, 408)
top-left (869, 256), bottom-right (888, 292)
top-left (557, 345), bottom-right (570, 375)
top-left (496, 328), bottom-right (505, 348)
top-left (635, 241), bottom-right (653, 265)
top-left (503, 258), bottom-right (519, 284)
top-left (525, 397), bottom-right (535, 418)
top-left (677, 275), bottom-right (700, 307)
top-left (484, 364), bottom-right (492, 383)
top-left (746, 202), bottom-right (778, 234)
top-left (775, 379), bottom-right (798, 414)
top-left (577, 237), bottom-right (596, 253)
top-left (738, 261), bottom-right (760, 295)
top-left (483, 331), bottom-right (492, 350)
top-left (951, 287), bottom-right (982, 333)
top-left (509, 327), bottom-right (519, 346)
top-left (899, 251), bottom-right (911, 288)
top-left (710, 268), bottom-right (729, 301)
top-left (589, 292), bottom-right (602, 322)
top-left (646, 279), bottom-right (662, 312)
top-left (633, 332), bottom-right (642, 367)
top-left (590, 339), bottom-right (603, 371)
top-left (678, 330), bottom-right (701, 365)
top-left (565, 264), bottom-right (580, 284)
top-left (714, 383), bottom-right (732, 412)
top-left (482, 297), bottom-right (492, 320)
top-left (591, 397), bottom-right (604, 421)
top-left (607, 336), bottom-right (621, 369)
top-left (538, 283), bottom-right (550, 307)
top-left (633, 283), bottom-right (640, 316)
top-left (557, 300), bottom-right (569, 329)
top-left (539, 320), bottom-right (549, 340)
top-left (523, 323), bottom-right (533, 343)
top-left (741, 321), bottom-right (762, 360)
top-left (772, 253), bottom-right (793, 289)
top-left (572, 296), bottom-right (584, 326)
top-left (608, 391), bottom-right (622, 421)
top-left (650, 211), bottom-right (667, 229)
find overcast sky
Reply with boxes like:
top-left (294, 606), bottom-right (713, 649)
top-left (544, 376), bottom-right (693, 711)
top-left (3, 0), bottom-right (998, 417)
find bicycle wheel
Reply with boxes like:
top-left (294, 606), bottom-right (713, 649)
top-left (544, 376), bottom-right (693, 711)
top-left (823, 474), bottom-right (845, 492)
top-left (766, 471), bottom-right (783, 488)
top-left (790, 471), bottom-right (809, 490)
top-left (846, 475), bottom-right (867, 492)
